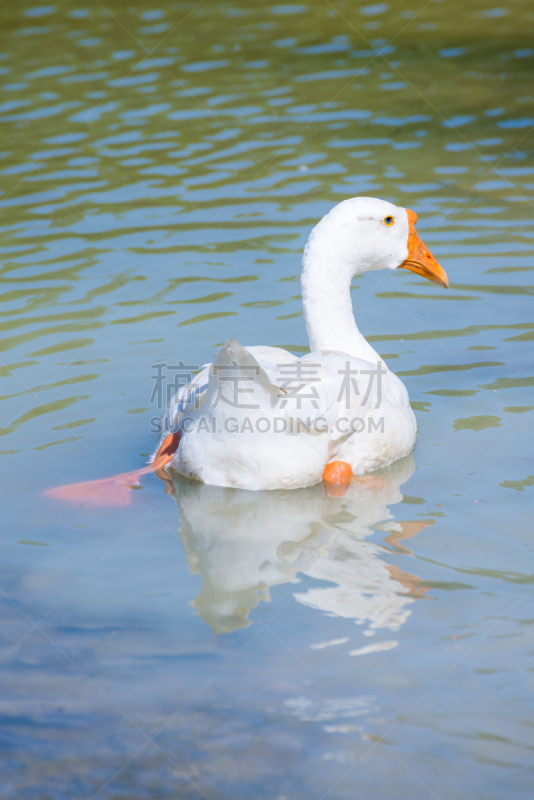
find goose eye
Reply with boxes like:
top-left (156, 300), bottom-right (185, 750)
top-left (383, 216), bottom-right (394, 226)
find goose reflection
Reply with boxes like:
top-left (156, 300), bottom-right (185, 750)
top-left (164, 456), bottom-right (433, 635)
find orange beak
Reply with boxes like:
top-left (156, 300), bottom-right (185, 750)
top-left (399, 209), bottom-right (448, 288)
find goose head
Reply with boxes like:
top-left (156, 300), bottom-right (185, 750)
top-left (303, 196), bottom-right (448, 287)
top-left (301, 197), bottom-right (448, 357)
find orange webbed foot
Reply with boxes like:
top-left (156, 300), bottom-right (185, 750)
top-left (43, 468), bottom-right (150, 507)
top-left (152, 431), bottom-right (181, 470)
top-left (322, 461), bottom-right (353, 497)
top-left (44, 431), bottom-right (182, 508)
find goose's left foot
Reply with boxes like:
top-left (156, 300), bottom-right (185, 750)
top-left (322, 461), bottom-right (353, 497)
top-left (152, 431), bottom-right (181, 470)
top-left (44, 431), bottom-right (181, 508)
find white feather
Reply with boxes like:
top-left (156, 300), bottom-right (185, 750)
top-left (157, 198), bottom-right (419, 490)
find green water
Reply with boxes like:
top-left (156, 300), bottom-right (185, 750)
top-left (1, 1), bottom-right (534, 797)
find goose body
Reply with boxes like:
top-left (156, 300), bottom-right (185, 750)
top-left (158, 197), bottom-right (448, 491)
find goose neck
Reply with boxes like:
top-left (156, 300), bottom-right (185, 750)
top-left (301, 250), bottom-right (381, 364)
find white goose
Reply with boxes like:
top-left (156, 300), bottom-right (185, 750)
top-left (155, 196), bottom-right (448, 492)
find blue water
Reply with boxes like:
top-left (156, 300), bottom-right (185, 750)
top-left (1, 1), bottom-right (534, 797)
